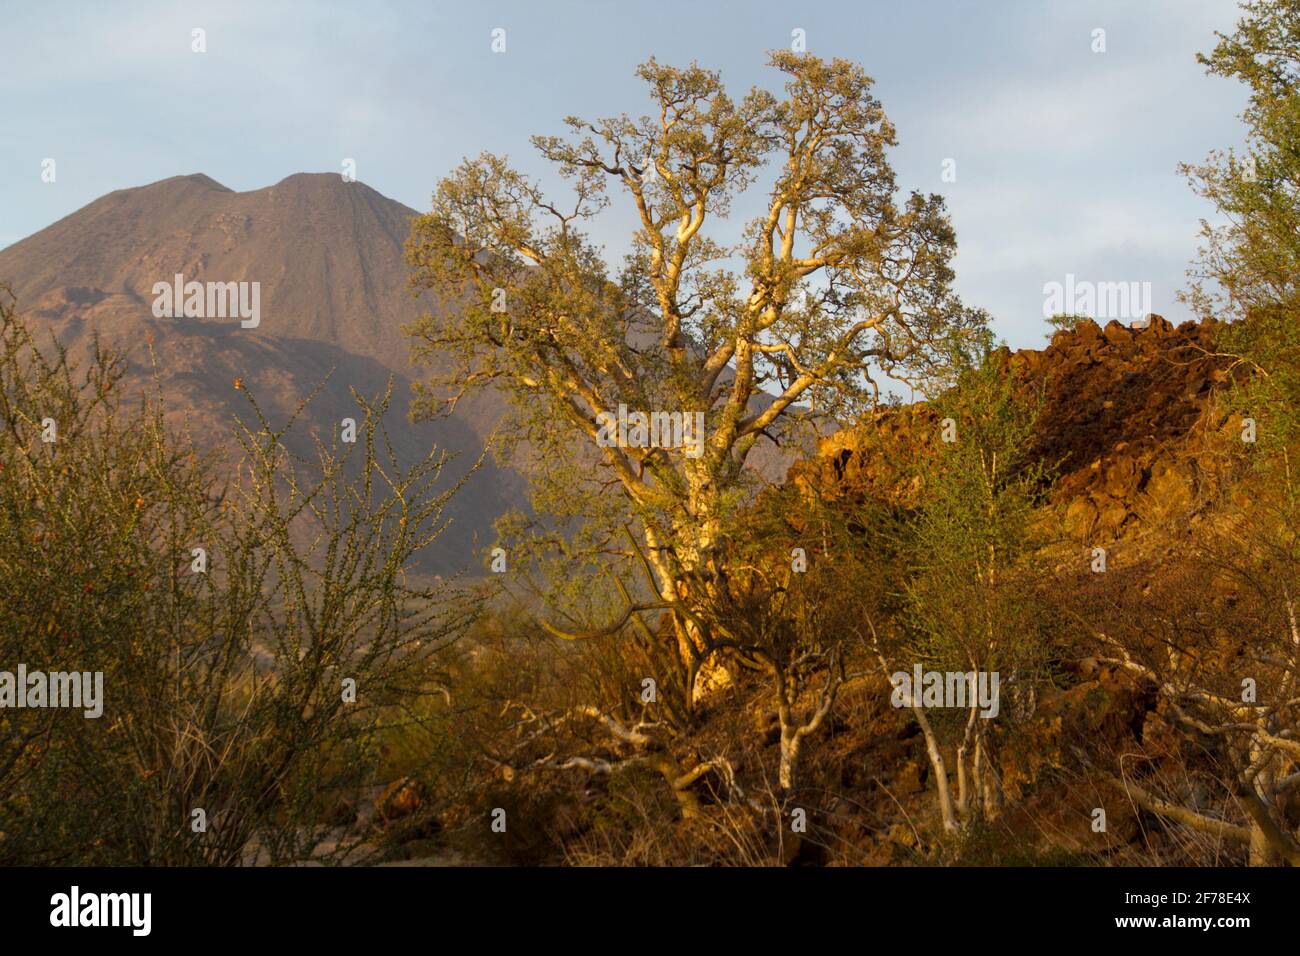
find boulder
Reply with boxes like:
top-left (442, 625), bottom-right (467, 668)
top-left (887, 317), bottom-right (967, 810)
top-left (1064, 497), bottom-right (1098, 540)
top-left (375, 776), bottom-right (425, 824)
top-left (1144, 460), bottom-right (1194, 518)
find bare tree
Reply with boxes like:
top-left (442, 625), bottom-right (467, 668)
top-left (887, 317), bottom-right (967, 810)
top-left (1077, 531), bottom-right (1300, 866)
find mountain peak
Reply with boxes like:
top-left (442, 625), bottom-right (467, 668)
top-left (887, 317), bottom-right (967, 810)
top-left (272, 171), bottom-right (350, 187)
top-left (136, 172), bottom-right (232, 193)
top-left (257, 172), bottom-right (396, 210)
top-left (0, 171), bottom-right (519, 574)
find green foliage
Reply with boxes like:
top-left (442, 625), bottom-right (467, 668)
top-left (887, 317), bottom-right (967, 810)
top-left (895, 342), bottom-right (1054, 734)
top-left (404, 53), bottom-right (987, 669)
top-left (0, 288), bottom-right (476, 865)
top-left (1183, 0), bottom-right (1300, 328)
top-left (1184, 1), bottom-right (1300, 457)
top-left (1045, 313), bottom-right (1092, 336)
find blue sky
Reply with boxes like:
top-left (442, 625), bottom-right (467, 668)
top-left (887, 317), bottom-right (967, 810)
top-left (1, 0), bottom-right (1250, 348)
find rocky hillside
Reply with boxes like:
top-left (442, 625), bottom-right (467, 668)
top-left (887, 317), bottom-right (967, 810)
top-left (722, 314), bottom-right (1259, 864)
top-left (790, 314), bottom-right (1240, 545)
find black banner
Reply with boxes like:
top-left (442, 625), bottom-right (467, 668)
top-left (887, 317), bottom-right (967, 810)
top-left (0, 865), bottom-right (1278, 943)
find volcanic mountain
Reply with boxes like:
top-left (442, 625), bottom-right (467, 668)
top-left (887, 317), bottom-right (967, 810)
top-left (0, 172), bottom-right (524, 575)
top-left (0, 172), bottom-right (804, 575)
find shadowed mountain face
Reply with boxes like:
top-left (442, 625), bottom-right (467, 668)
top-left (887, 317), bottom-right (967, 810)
top-left (0, 172), bottom-right (807, 575)
top-left (0, 172), bottom-right (524, 576)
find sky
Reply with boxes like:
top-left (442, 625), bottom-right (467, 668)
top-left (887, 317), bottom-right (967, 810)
top-left (0, 0), bottom-right (1251, 350)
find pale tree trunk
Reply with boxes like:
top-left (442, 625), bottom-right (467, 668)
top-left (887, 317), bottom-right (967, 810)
top-left (638, 483), bottom-right (733, 710)
top-left (976, 731), bottom-right (1003, 820)
top-left (1248, 738), bottom-right (1278, 866)
top-left (778, 726), bottom-right (801, 792)
top-left (913, 700), bottom-right (959, 832)
top-left (774, 663), bottom-right (841, 793)
top-left (683, 483), bottom-right (732, 701)
top-left (1242, 738), bottom-right (1288, 866)
top-left (955, 700), bottom-right (979, 820)
top-left (639, 524), bottom-right (704, 709)
top-left (873, 643), bottom-right (959, 832)
top-left (1248, 821), bottom-right (1279, 867)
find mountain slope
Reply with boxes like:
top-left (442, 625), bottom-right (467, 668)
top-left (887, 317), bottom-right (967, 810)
top-left (0, 172), bottom-right (811, 573)
top-left (0, 173), bottom-right (522, 575)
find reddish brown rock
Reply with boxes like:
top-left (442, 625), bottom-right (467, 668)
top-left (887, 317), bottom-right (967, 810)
top-left (786, 313), bottom-right (1239, 544)
top-left (375, 777), bottom-right (425, 824)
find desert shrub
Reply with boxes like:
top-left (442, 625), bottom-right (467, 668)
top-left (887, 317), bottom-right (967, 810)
top-left (0, 287), bottom-right (478, 865)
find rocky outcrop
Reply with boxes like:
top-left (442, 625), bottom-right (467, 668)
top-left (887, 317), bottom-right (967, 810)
top-left (788, 316), bottom-right (1240, 542)
top-left (375, 777), bottom-right (426, 825)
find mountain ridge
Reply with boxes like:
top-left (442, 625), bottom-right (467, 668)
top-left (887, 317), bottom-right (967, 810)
top-left (0, 172), bottom-right (806, 576)
top-left (0, 171), bottom-right (520, 575)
